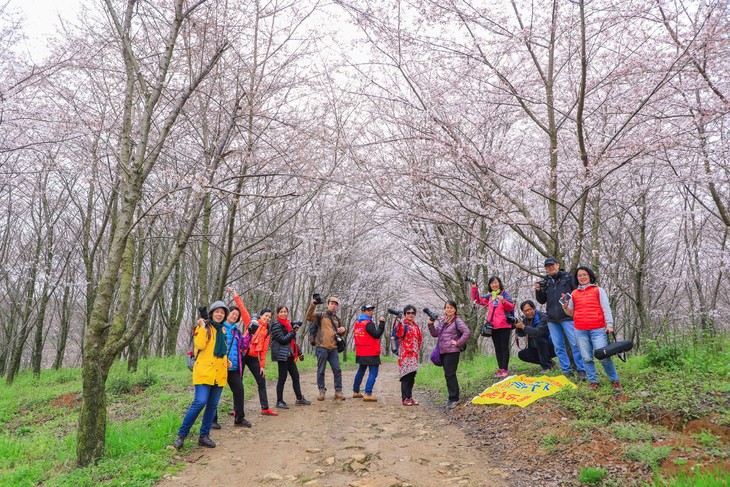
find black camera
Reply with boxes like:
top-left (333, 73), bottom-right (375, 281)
top-left (481, 322), bottom-right (494, 337)
top-left (291, 320), bottom-right (303, 330)
top-left (423, 308), bottom-right (439, 321)
top-left (538, 277), bottom-right (548, 290)
top-left (312, 293), bottom-right (324, 304)
top-left (514, 314), bottom-right (527, 337)
top-left (464, 276), bottom-right (476, 283)
top-left (387, 307), bottom-right (403, 318)
top-left (197, 306), bottom-right (208, 320)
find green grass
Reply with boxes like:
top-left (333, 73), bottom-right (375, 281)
top-left (578, 466), bottom-right (607, 485)
top-left (622, 444), bottom-right (671, 470)
top-left (0, 353), bottom-right (320, 486)
top-left (654, 468), bottom-right (730, 487)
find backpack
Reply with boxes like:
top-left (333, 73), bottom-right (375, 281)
top-left (186, 324), bottom-right (212, 371)
top-left (391, 321), bottom-right (409, 356)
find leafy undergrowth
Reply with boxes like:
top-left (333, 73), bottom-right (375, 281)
top-left (419, 334), bottom-right (730, 486)
top-left (0, 355), bottom-right (318, 486)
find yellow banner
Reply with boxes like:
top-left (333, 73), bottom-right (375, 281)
top-left (471, 374), bottom-right (577, 407)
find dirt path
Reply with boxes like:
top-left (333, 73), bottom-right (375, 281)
top-left (157, 362), bottom-right (511, 487)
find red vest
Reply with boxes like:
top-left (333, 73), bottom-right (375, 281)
top-left (354, 319), bottom-right (381, 357)
top-left (572, 286), bottom-right (606, 330)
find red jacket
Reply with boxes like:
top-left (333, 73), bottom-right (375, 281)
top-left (572, 286), bottom-right (605, 330)
top-left (354, 319), bottom-right (381, 357)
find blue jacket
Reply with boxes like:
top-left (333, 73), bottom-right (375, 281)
top-left (224, 322), bottom-right (244, 375)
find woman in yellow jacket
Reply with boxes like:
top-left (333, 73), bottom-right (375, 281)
top-left (173, 301), bottom-right (231, 450)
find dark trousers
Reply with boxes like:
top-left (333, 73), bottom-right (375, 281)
top-left (491, 328), bottom-right (511, 370)
top-left (243, 354), bottom-right (269, 410)
top-left (213, 369), bottom-right (245, 423)
top-left (276, 356), bottom-right (303, 402)
top-left (400, 371), bottom-right (416, 400)
top-left (442, 352), bottom-right (461, 402)
top-left (315, 347), bottom-right (342, 392)
top-left (518, 337), bottom-right (556, 370)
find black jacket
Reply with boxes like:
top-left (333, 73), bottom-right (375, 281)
top-left (535, 270), bottom-right (576, 322)
top-left (521, 310), bottom-right (549, 349)
top-left (270, 320), bottom-right (299, 362)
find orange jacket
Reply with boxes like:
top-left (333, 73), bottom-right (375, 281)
top-left (247, 322), bottom-right (270, 370)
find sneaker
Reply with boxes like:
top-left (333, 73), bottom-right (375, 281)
top-left (538, 369), bottom-right (549, 374)
top-left (261, 408), bottom-right (279, 416)
top-left (295, 398), bottom-right (312, 405)
top-left (563, 371), bottom-right (575, 378)
top-left (173, 435), bottom-right (185, 450)
top-left (276, 401), bottom-right (289, 409)
top-left (402, 399), bottom-right (412, 406)
top-left (317, 389), bottom-right (326, 401)
top-left (198, 436), bottom-right (216, 448)
top-left (234, 418), bottom-right (252, 428)
top-left (499, 369), bottom-right (510, 378)
top-left (588, 382), bottom-right (600, 390)
top-left (577, 370), bottom-right (588, 380)
top-left (362, 394), bottom-right (377, 402)
top-left (446, 400), bottom-right (459, 410)
top-left (611, 381), bottom-right (623, 393)
top-left (493, 369), bottom-right (503, 378)
top-left (334, 391), bottom-right (346, 401)
top-left (352, 392), bottom-right (364, 399)
top-left (211, 421), bottom-right (222, 430)
top-left (410, 398), bottom-right (419, 406)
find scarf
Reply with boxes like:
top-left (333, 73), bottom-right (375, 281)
top-left (358, 313), bottom-right (372, 322)
top-left (210, 319), bottom-right (227, 358)
top-left (280, 318), bottom-right (299, 362)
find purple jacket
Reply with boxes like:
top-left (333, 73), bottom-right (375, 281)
top-left (428, 315), bottom-right (471, 353)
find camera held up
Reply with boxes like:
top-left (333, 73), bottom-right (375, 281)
top-left (312, 293), bottom-right (324, 305)
top-left (464, 275), bottom-right (476, 283)
top-left (291, 320), bottom-right (303, 331)
top-left (423, 308), bottom-right (439, 321)
top-left (387, 307), bottom-right (403, 319)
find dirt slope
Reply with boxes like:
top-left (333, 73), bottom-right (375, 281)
top-left (157, 362), bottom-right (511, 487)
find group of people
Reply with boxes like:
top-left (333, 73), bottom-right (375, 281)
top-left (172, 256), bottom-right (622, 449)
top-left (173, 290), bottom-right (311, 450)
top-left (471, 257), bottom-right (623, 392)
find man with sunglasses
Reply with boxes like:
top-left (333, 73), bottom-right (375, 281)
top-left (306, 295), bottom-right (347, 401)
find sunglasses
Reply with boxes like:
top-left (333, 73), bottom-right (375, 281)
top-left (405, 311), bottom-right (416, 315)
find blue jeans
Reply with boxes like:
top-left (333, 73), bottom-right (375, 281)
top-left (315, 347), bottom-right (342, 392)
top-left (575, 328), bottom-right (620, 383)
top-left (177, 384), bottom-right (224, 438)
top-left (353, 364), bottom-right (379, 395)
top-left (547, 320), bottom-right (586, 374)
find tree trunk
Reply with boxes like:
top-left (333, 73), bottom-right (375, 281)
top-left (53, 285), bottom-right (72, 370)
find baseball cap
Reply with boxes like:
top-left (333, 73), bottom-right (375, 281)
top-left (361, 304), bottom-right (375, 311)
top-left (327, 295), bottom-right (340, 304)
top-left (544, 257), bottom-right (558, 266)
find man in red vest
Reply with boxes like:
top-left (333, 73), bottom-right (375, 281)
top-left (352, 304), bottom-right (386, 401)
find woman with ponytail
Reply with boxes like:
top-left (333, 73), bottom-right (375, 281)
top-left (270, 305), bottom-right (311, 408)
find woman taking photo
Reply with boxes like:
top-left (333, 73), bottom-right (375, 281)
top-left (173, 301), bottom-right (230, 450)
top-left (471, 276), bottom-right (515, 379)
top-left (428, 300), bottom-right (471, 410)
top-left (270, 305), bottom-right (312, 408)
top-left (562, 266), bottom-right (622, 392)
top-left (394, 305), bottom-right (423, 406)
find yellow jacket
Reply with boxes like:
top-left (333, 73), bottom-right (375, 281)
top-left (192, 323), bottom-right (229, 386)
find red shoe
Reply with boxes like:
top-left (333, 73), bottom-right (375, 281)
top-left (402, 399), bottom-right (412, 406)
top-left (410, 398), bottom-right (419, 406)
top-left (261, 408), bottom-right (279, 416)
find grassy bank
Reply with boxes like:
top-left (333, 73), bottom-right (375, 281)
top-left (417, 334), bottom-right (730, 486)
top-left (0, 355), bottom-right (319, 486)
